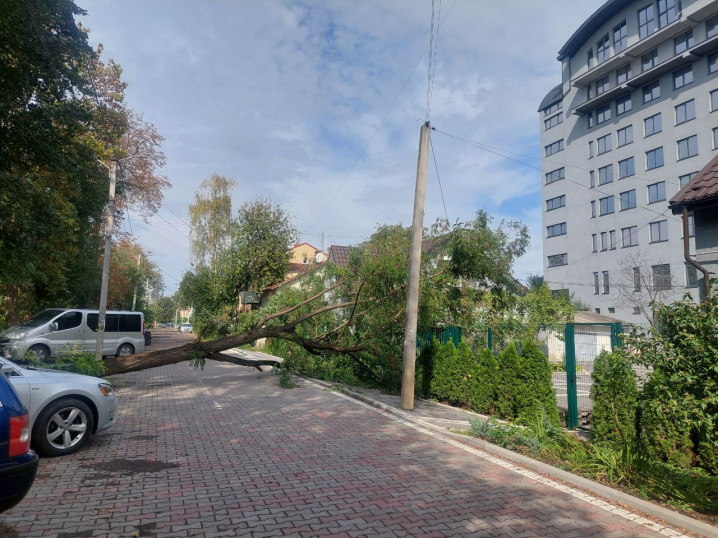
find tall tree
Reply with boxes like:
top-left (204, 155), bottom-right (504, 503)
top-left (188, 174), bottom-right (236, 269)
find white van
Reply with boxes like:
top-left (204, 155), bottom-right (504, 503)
top-left (0, 308), bottom-right (145, 362)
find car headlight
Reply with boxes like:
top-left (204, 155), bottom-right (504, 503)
top-left (98, 383), bottom-right (114, 397)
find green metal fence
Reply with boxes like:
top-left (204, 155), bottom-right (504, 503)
top-left (417, 326), bottom-right (462, 354)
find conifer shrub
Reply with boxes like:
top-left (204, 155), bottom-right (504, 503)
top-left (429, 340), bottom-right (458, 402)
top-left (473, 348), bottom-right (497, 414)
top-left (415, 339), bottom-right (437, 398)
top-left (516, 339), bottom-right (560, 426)
top-left (590, 350), bottom-right (638, 447)
top-left (430, 340), bottom-right (478, 406)
top-left (495, 343), bottom-right (521, 419)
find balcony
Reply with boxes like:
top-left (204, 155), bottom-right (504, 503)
top-left (573, 83), bottom-right (629, 114)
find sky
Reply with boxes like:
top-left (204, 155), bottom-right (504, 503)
top-left (81, 0), bottom-right (599, 294)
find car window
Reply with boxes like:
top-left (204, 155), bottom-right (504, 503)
top-left (56, 311), bottom-right (82, 331)
top-left (119, 314), bottom-right (141, 332)
top-left (21, 309), bottom-right (65, 327)
top-left (86, 313), bottom-right (119, 333)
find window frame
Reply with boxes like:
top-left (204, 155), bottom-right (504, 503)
top-left (675, 99), bottom-right (695, 125)
top-left (618, 157), bottom-right (635, 179)
top-left (547, 253), bottom-right (568, 268)
top-left (644, 113), bottom-right (662, 137)
top-left (646, 146), bottom-right (664, 170)
top-left (620, 189), bottom-right (637, 211)
top-left (673, 64), bottom-right (693, 90)
top-left (599, 195), bottom-right (615, 216)
top-left (613, 20), bottom-right (628, 53)
top-left (638, 4), bottom-right (655, 39)
top-left (643, 79), bottom-right (660, 103)
top-left (597, 133), bottom-right (612, 154)
top-left (546, 195), bottom-right (566, 211)
top-left (546, 222), bottom-right (567, 238)
top-left (617, 125), bottom-right (633, 146)
top-left (622, 226), bottom-right (639, 247)
top-left (650, 220), bottom-right (669, 243)
top-left (677, 135), bottom-right (698, 161)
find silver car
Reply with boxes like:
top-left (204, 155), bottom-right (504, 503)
top-left (180, 323), bottom-right (193, 333)
top-left (0, 358), bottom-right (116, 457)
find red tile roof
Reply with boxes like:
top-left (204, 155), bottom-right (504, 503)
top-left (328, 245), bottom-right (352, 267)
top-left (670, 152), bottom-right (718, 210)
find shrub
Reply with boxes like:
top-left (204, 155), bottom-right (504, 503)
top-left (473, 348), bottom-right (497, 414)
top-left (590, 350), bottom-right (638, 447)
top-left (494, 343), bottom-right (521, 419)
top-left (415, 340), bottom-right (437, 398)
top-left (516, 339), bottom-right (560, 426)
top-left (430, 340), bottom-right (478, 406)
top-left (27, 345), bottom-right (107, 377)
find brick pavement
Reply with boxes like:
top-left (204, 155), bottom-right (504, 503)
top-left (0, 358), bottom-right (685, 538)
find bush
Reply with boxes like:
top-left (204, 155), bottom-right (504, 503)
top-left (473, 348), bottom-right (497, 414)
top-left (591, 350), bottom-right (638, 447)
top-left (494, 343), bottom-right (521, 419)
top-left (516, 339), bottom-right (560, 426)
top-left (415, 340), bottom-right (437, 398)
top-left (26, 345), bottom-right (107, 377)
top-left (430, 340), bottom-right (478, 406)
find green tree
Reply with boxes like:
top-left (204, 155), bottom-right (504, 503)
top-left (590, 350), bottom-right (638, 447)
top-left (516, 340), bottom-right (560, 426)
top-left (473, 348), bottom-right (498, 414)
top-left (188, 174), bottom-right (236, 269)
top-left (516, 283), bottom-right (574, 340)
top-left (495, 343), bottom-right (522, 420)
top-left (429, 340), bottom-right (477, 406)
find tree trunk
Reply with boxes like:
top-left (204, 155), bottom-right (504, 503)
top-left (4, 285), bottom-right (18, 327)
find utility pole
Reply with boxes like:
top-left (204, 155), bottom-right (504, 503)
top-left (131, 251), bottom-right (141, 311)
top-left (400, 121), bottom-right (430, 410)
top-left (95, 158), bottom-right (118, 361)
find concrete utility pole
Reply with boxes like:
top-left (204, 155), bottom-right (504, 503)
top-left (400, 121), bottom-right (430, 411)
top-left (95, 158), bottom-right (118, 361)
top-left (131, 251), bottom-right (141, 311)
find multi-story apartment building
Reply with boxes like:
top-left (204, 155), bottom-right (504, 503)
top-left (539, 0), bottom-right (718, 320)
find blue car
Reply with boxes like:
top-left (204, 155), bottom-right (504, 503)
top-left (0, 364), bottom-right (38, 513)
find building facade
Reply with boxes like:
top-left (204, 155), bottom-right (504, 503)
top-left (539, 0), bottom-right (718, 320)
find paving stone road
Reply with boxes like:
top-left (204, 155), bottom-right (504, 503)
top-left (0, 348), bottom-right (682, 537)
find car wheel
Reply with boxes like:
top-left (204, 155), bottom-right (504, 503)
top-left (27, 344), bottom-right (50, 362)
top-left (116, 343), bottom-right (134, 357)
top-left (33, 398), bottom-right (94, 457)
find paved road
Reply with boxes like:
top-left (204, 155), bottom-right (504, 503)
top-left (0, 358), bottom-right (681, 537)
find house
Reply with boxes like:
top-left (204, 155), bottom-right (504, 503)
top-left (290, 243), bottom-right (326, 266)
top-left (669, 151), bottom-right (718, 299)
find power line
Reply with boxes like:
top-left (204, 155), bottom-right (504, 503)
top-left (426, 0), bottom-right (443, 122)
top-left (430, 137), bottom-right (449, 223)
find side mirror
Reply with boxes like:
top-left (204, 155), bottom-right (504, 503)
top-left (50, 322), bottom-right (59, 331)
top-left (1, 364), bottom-right (14, 377)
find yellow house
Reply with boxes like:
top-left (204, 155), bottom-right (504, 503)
top-left (290, 243), bottom-right (326, 265)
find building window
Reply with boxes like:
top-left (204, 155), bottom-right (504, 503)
top-left (603, 271), bottom-right (610, 294)
top-left (689, 213), bottom-right (695, 237)
top-left (679, 172), bottom-right (697, 188)
top-left (545, 167), bottom-right (565, 184)
top-left (710, 52), bottom-right (718, 74)
top-left (646, 147), bottom-right (664, 170)
top-left (642, 48), bottom-right (658, 71)
top-left (598, 165), bottom-right (614, 185)
top-left (600, 196), bottom-right (615, 216)
top-left (545, 139), bottom-right (564, 156)
top-left (658, 0), bottom-right (677, 28)
top-left (544, 112), bottom-right (563, 130)
top-left (546, 195), bottom-right (566, 211)
top-left (610, 230), bottom-right (617, 250)
top-left (548, 254), bottom-right (568, 267)
top-left (617, 125), bottom-right (633, 146)
top-left (675, 99), bottom-right (695, 125)
top-left (552, 289), bottom-right (570, 300)
top-left (708, 14), bottom-right (718, 39)
top-left (588, 84), bottom-right (594, 100)
top-left (596, 308), bottom-right (602, 314)
top-left (590, 170), bottom-right (595, 188)
top-left (597, 134), bottom-right (612, 154)
top-left (620, 189), bottom-right (637, 210)
top-left (674, 30), bottom-right (694, 55)
top-left (677, 135), bottom-right (698, 160)
top-left (617, 64), bottom-right (632, 84)
top-left (597, 34), bottom-right (610, 64)
top-left (608, 307), bottom-right (616, 314)
top-left (587, 113), bottom-right (594, 129)
top-left (594, 272), bottom-right (600, 294)
top-left (544, 101), bottom-right (562, 117)
top-left (597, 103), bottom-right (612, 124)
top-left (616, 94), bottom-right (632, 116)
top-left (587, 49), bottom-right (595, 69)
top-left (633, 306), bottom-right (641, 314)
top-left (601, 231), bottom-right (608, 251)
top-left (713, 127), bottom-right (718, 149)
top-left (591, 200), bottom-right (596, 218)
top-left (619, 157), bottom-right (635, 179)
top-left (673, 65), bottom-right (693, 90)
top-left (592, 234), bottom-right (598, 252)
top-left (622, 226), bottom-right (639, 247)
top-left (650, 220), bottom-right (669, 242)
top-left (686, 263), bottom-right (698, 287)
top-left (644, 113), bottom-right (662, 136)
top-left (639, 5), bottom-right (655, 39)
top-left (633, 267), bottom-right (641, 291)
top-left (711, 89), bottom-right (718, 111)
top-left (614, 20), bottom-right (628, 52)
top-left (648, 181), bottom-right (666, 203)
top-left (643, 80), bottom-right (660, 103)
top-left (588, 140), bottom-right (594, 158)
top-left (547, 222), bottom-right (567, 238)
top-left (596, 75), bottom-right (610, 96)
top-left (652, 264), bottom-right (672, 290)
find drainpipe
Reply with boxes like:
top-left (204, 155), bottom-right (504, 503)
top-left (682, 206), bottom-right (711, 300)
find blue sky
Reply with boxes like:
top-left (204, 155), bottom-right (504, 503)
top-left (81, 0), bottom-right (598, 293)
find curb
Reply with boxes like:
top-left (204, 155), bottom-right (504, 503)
top-left (306, 377), bottom-right (718, 538)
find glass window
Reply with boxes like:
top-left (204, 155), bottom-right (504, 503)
top-left (601, 232), bottom-right (608, 251)
top-left (646, 147), bottom-right (664, 169)
top-left (547, 223), bottom-right (567, 238)
top-left (587, 49), bottom-right (595, 69)
top-left (622, 226), bottom-right (639, 247)
top-left (643, 80), bottom-right (660, 103)
top-left (587, 113), bottom-right (594, 129)
top-left (599, 164), bottom-right (614, 185)
top-left (119, 314), bottom-right (142, 332)
top-left (596, 75), bottom-right (610, 95)
top-left (544, 112), bottom-right (563, 130)
top-left (639, 5), bottom-right (655, 39)
top-left (648, 181), bottom-right (666, 203)
top-left (597, 34), bottom-right (610, 63)
top-left (588, 84), bottom-right (594, 100)
top-left (633, 267), bottom-right (642, 291)
top-left (689, 213), bottom-right (695, 237)
top-left (650, 220), bottom-right (669, 242)
top-left (711, 89), bottom-right (718, 111)
top-left (56, 311), bottom-right (82, 331)
top-left (644, 113), bottom-right (662, 136)
top-left (617, 125), bottom-right (633, 146)
top-left (652, 264), bottom-right (672, 290)
top-left (600, 196), bottom-right (615, 215)
top-left (642, 49), bottom-right (658, 71)
top-left (674, 30), bottom-right (694, 55)
top-left (594, 272), bottom-right (600, 294)
top-left (592, 234), bottom-right (598, 252)
top-left (545, 140), bottom-right (564, 156)
top-left (714, 127), bottom-right (718, 149)
top-left (603, 271), bottom-right (610, 294)
top-left (591, 200), bottom-right (596, 218)
top-left (686, 263), bottom-right (698, 287)
top-left (597, 103), bottom-right (612, 124)
top-left (680, 172), bottom-right (697, 188)
top-left (620, 190), bottom-right (637, 210)
top-left (675, 99), bottom-right (695, 124)
top-left (710, 52), bottom-right (718, 74)
top-left (610, 230), bottom-right (617, 250)
top-left (616, 94), bottom-right (632, 116)
top-left (614, 20), bottom-right (628, 52)
top-left (545, 167), bottom-right (565, 184)
top-left (589, 140), bottom-right (594, 158)
top-left (598, 134), bottom-right (612, 154)
top-left (590, 170), bottom-right (595, 188)
top-left (546, 195), bottom-right (566, 211)
top-left (708, 15), bottom-right (718, 39)
top-left (619, 158), bottom-right (635, 179)
top-left (677, 135), bottom-right (698, 160)
top-left (548, 254), bottom-right (568, 267)
top-left (658, 0), bottom-right (677, 28)
top-left (673, 65), bottom-right (693, 90)
top-left (617, 64), bottom-right (632, 84)
top-left (543, 102), bottom-right (562, 117)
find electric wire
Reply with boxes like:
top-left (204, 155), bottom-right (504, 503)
top-left (430, 137), bottom-right (449, 223)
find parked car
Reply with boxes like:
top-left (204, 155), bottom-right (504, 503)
top-left (0, 357), bottom-right (116, 457)
top-left (144, 330), bottom-right (151, 346)
top-left (0, 364), bottom-right (38, 512)
top-left (180, 323), bottom-right (193, 334)
top-left (0, 308), bottom-right (145, 361)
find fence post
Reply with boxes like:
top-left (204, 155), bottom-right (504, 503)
top-left (487, 328), bottom-right (492, 351)
top-left (610, 322), bottom-right (623, 350)
top-left (564, 323), bottom-right (578, 430)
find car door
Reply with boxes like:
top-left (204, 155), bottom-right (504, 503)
top-left (81, 312), bottom-right (97, 353)
top-left (46, 311), bottom-right (84, 356)
top-left (103, 314), bottom-right (119, 354)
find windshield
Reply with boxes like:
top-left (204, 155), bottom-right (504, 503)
top-left (182, 324), bottom-right (191, 327)
top-left (21, 309), bottom-right (65, 327)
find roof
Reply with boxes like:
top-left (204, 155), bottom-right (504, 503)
top-left (575, 311), bottom-right (621, 324)
top-left (328, 245), bottom-right (352, 267)
top-left (263, 262), bottom-right (325, 292)
top-left (669, 152), bottom-right (718, 211)
top-left (292, 242), bottom-right (320, 251)
top-left (557, 0), bottom-right (634, 59)
top-left (288, 262), bottom-right (315, 274)
top-left (537, 84), bottom-right (563, 112)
